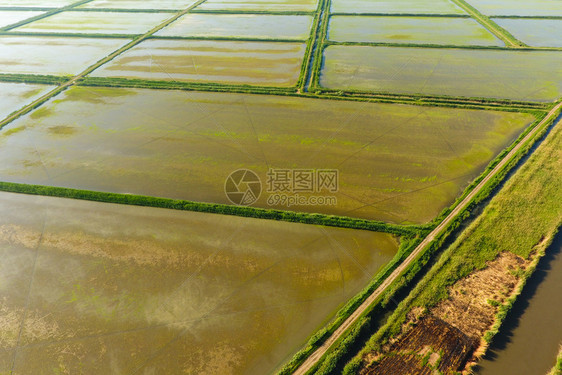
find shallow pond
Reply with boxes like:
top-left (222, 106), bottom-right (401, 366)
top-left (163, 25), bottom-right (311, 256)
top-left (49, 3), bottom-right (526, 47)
top-left (0, 191), bottom-right (398, 374)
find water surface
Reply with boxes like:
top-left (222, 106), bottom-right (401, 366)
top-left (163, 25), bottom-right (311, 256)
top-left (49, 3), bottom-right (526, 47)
top-left (0, 191), bottom-right (398, 374)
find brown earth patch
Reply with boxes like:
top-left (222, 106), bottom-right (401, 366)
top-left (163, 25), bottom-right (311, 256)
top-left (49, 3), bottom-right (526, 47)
top-left (360, 251), bottom-right (531, 374)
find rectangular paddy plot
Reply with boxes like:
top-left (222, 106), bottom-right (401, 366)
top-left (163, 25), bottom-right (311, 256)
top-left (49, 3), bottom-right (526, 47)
top-left (321, 46), bottom-right (562, 102)
top-left (0, 0), bottom-right (76, 7)
top-left (0, 87), bottom-right (534, 223)
top-left (78, 0), bottom-right (200, 10)
top-left (0, 35), bottom-right (127, 75)
top-left (463, 0), bottom-right (562, 17)
top-left (195, 0), bottom-right (319, 12)
top-left (0, 11), bottom-right (43, 28)
top-left (91, 39), bottom-right (306, 87)
top-left (328, 16), bottom-right (502, 46)
top-left (0, 192), bottom-right (398, 375)
top-left (156, 14), bottom-right (313, 40)
top-left (493, 18), bottom-right (562, 48)
top-left (330, 0), bottom-right (465, 15)
top-left (13, 10), bottom-right (172, 35)
top-left (0, 82), bottom-right (53, 121)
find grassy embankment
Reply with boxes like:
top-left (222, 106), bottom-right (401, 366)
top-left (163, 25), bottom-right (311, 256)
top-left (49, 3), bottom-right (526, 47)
top-left (341, 110), bottom-right (562, 374)
top-left (449, 0), bottom-right (526, 47)
top-left (548, 346), bottom-right (562, 375)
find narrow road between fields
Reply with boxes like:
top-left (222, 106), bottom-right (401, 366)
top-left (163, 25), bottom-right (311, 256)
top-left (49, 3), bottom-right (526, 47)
top-left (293, 101), bottom-right (562, 375)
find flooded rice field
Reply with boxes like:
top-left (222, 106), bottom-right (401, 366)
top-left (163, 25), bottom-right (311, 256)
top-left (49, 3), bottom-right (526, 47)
top-left (321, 46), bottom-right (562, 102)
top-left (0, 35), bottom-right (127, 76)
top-left (91, 39), bottom-right (306, 86)
top-left (13, 10), bottom-right (172, 35)
top-left (330, 0), bottom-right (464, 15)
top-left (155, 13), bottom-right (313, 40)
top-left (328, 16), bottom-right (502, 46)
top-left (493, 18), bottom-right (562, 48)
top-left (0, 82), bottom-right (53, 121)
top-left (0, 0), bottom-right (76, 7)
top-left (0, 86), bottom-right (533, 223)
top-left (463, 0), bottom-right (562, 17)
top-left (195, 0), bottom-right (318, 12)
top-left (0, 11), bottom-right (43, 28)
top-left (78, 0), bottom-right (200, 10)
top-left (0, 191), bottom-right (398, 374)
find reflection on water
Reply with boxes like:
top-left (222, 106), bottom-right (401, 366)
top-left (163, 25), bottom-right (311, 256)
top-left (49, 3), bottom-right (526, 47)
top-left (475, 231), bottom-right (562, 375)
top-left (0, 191), bottom-right (397, 374)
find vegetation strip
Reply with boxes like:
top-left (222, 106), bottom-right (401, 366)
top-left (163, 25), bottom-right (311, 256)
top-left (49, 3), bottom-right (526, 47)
top-left (329, 12), bottom-right (470, 17)
top-left (285, 102), bottom-right (562, 375)
top-left (548, 345), bottom-right (562, 375)
top-left (190, 9), bottom-right (315, 15)
top-left (308, 0), bottom-right (331, 91)
top-left (297, 0), bottom-right (327, 91)
top-left (345, 110), bottom-right (562, 375)
top-left (0, 73), bottom-right (70, 85)
top-left (449, 0), bottom-right (526, 47)
top-left (0, 181), bottom-right (423, 237)
top-left (150, 35), bottom-right (308, 42)
top-left (324, 40), bottom-right (562, 51)
top-left (0, 0), bottom-right (94, 31)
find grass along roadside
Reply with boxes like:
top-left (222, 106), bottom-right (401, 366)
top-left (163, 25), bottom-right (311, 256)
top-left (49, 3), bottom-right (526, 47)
top-left (296, 0), bottom-right (325, 91)
top-left (285, 102), bottom-right (561, 375)
top-left (450, 0), bottom-right (526, 47)
top-left (342, 112), bottom-right (562, 374)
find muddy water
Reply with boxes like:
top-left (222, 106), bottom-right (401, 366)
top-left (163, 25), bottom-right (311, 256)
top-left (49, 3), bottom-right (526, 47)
top-left (0, 86), bottom-right (533, 223)
top-left (0, 191), bottom-right (398, 374)
top-left (474, 231), bottom-right (562, 375)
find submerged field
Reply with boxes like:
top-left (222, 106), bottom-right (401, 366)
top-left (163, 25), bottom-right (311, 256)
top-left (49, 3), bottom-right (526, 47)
top-left (330, 0), bottom-right (464, 14)
top-left (13, 10), bottom-right (172, 35)
top-left (328, 16), bottom-right (502, 46)
top-left (90, 39), bottom-right (306, 86)
top-left (321, 46), bottom-right (562, 102)
top-left (78, 0), bottom-right (200, 10)
top-left (195, 0), bottom-right (318, 12)
top-left (0, 0), bottom-right (76, 7)
top-left (492, 18), bottom-right (562, 48)
top-left (0, 82), bottom-right (53, 121)
top-left (0, 191), bottom-right (398, 374)
top-left (0, 35), bottom-right (127, 76)
top-left (155, 14), bottom-right (313, 40)
top-left (463, 0), bottom-right (562, 17)
top-left (0, 86), bottom-right (534, 223)
top-left (0, 11), bottom-right (43, 28)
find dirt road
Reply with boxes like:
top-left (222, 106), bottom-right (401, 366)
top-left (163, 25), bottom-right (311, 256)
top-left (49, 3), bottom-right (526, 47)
top-left (293, 102), bottom-right (562, 375)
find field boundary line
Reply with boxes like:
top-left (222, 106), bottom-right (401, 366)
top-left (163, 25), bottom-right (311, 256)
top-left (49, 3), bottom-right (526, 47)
top-left (290, 101), bottom-right (562, 375)
top-left (450, 0), bottom-right (526, 47)
top-left (0, 0), bottom-right (209, 131)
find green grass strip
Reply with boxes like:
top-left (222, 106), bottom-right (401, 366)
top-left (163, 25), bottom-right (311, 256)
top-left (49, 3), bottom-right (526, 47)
top-left (308, 0), bottom-right (331, 91)
top-left (0, 73), bottom-right (70, 85)
top-left (296, 0), bottom-right (325, 91)
top-left (450, 0), bottom-right (526, 47)
top-left (548, 346), bottom-right (562, 375)
top-left (325, 40), bottom-right (562, 51)
top-left (0, 181), bottom-right (424, 237)
top-left (329, 12), bottom-right (470, 17)
top-left (190, 9), bottom-right (315, 15)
